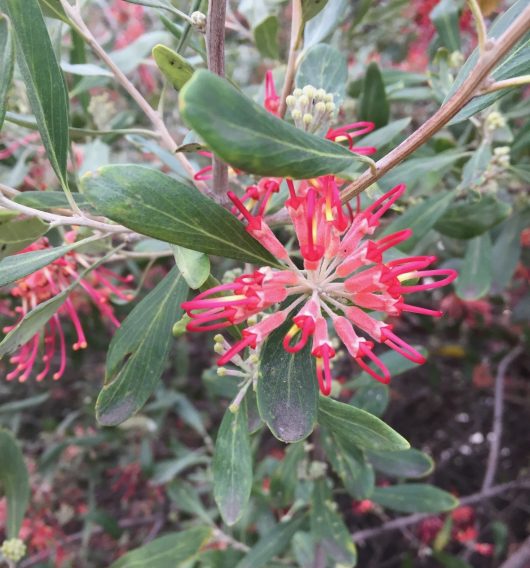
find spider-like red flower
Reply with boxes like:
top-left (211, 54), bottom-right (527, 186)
top-left (2, 238), bottom-right (133, 382)
top-left (182, 180), bottom-right (457, 395)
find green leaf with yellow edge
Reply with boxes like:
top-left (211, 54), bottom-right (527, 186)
top-left (0, 429), bottom-right (30, 538)
top-left (318, 396), bottom-right (410, 452)
top-left (0, 13), bottom-right (14, 130)
top-left (97, 267), bottom-right (188, 426)
top-left (213, 401), bottom-right (253, 526)
top-left (108, 526), bottom-right (212, 568)
top-left (258, 321), bottom-right (318, 443)
top-left (152, 44), bottom-right (194, 91)
top-left (2, 0), bottom-right (70, 189)
top-left (311, 479), bottom-right (357, 566)
top-left (179, 70), bottom-right (359, 179)
top-left (372, 484), bottom-right (459, 513)
top-left (81, 165), bottom-right (280, 267)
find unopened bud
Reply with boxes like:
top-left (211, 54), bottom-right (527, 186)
top-left (286, 95), bottom-right (296, 107)
top-left (217, 367), bottom-right (227, 376)
top-left (303, 113), bottom-right (313, 125)
top-left (214, 343), bottom-right (225, 354)
top-left (172, 314), bottom-right (190, 337)
top-left (293, 88), bottom-right (303, 97)
top-left (299, 95), bottom-right (309, 107)
top-left (302, 85), bottom-right (315, 98)
top-left (214, 334), bottom-right (224, 344)
top-left (190, 11), bottom-right (206, 32)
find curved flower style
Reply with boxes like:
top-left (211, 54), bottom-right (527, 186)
top-left (3, 238), bottom-right (133, 382)
top-left (183, 181), bottom-right (457, 395)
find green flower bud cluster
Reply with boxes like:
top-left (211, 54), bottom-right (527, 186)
top-left (286, 85), bottom-right (336, 134)
top-left (1, 538), bottom-right (27, 563)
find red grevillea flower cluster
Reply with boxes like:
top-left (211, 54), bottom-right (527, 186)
top-left (3, 238), bottom-right (133, 382)
top-left (183, 180), bottom-right (457, 395)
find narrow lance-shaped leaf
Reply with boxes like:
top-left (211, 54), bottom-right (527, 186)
top-left (0, 235), bottom-right (102, 288)
top-left (302, 0), bottom-right (330, 23)
top-left (372, 484), bottom-right (459, 514)
top-left (257, 320), bottom-right (318, 443)
top-left (318, 396), bottom-right (410, 452)
top-left (81, 165), bottom-right (281, 268)
top-left (358, 62), bottom-right (389, 129)
top-left (0, 13), bottom-right (14, 130)
top-left (321, 428), bottom-right (375, 499)
top-left (96, 268), bottom-right (189, 426)
top-left (311, 479), bottom-right (358, 565)
top-left (455, 233), bottom-right (492, 300)
top-left (0, 285), bottom-right (69, 358)
top-left (366, 448), bottom-right (434, 479)
top-left (213, 402), bottom-right (253, 526)
top-left (0, 216), bottom-right (49, 244)
top-left (0, 243), bottom-right (118, 358)
top-left (434, 195), bottom-right (511, 239)
top-left (179, 70), bottom-right (360, 179)
top-left (2, 0), bottom-right (70, 189)
top-left (108, 527), bottom-right (212, 568)
top-left (235, 515), bottom-right (306, 568)
top-left (254, 16), bottom-right (280, 60)
top-left (0, 429), bottom-right (30, 538)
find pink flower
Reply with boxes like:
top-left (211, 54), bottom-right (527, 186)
top-left (183, 180), bottom-right (457, 395)
top-left (3, 237), bottom-right (133, 382)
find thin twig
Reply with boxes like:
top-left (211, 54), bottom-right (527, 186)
top-left (59, 0), bottom-right (203, 188)
top-left (482, 344), bottom-right (524, 491)
top-left (499, 535), bottom-right (530, 568)
top-left (351, 480), bottom-right (530, 543)
top-left (340, 4), bottom-right (530, 203)
top-left (0, 184), bottom-right (128, 234)
top-left (278, 0), bottom-right (303, 118)
top-left (206, 0), bottom-right (229, 199)
top-left (467, 0), bottom-right (488, 54)
top-left (481, 74), bottom-right (530, 94)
